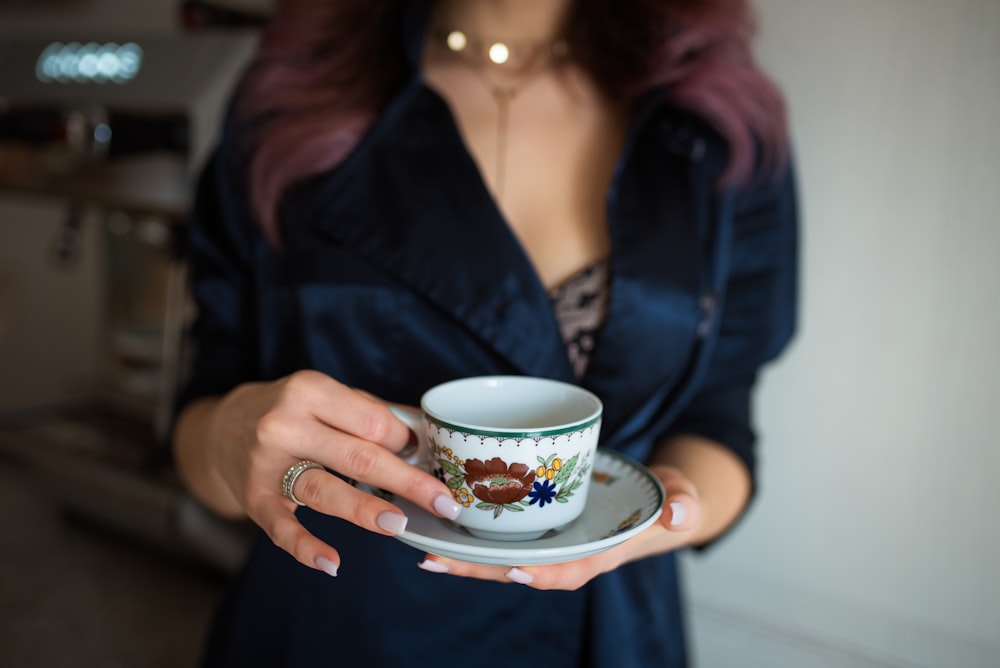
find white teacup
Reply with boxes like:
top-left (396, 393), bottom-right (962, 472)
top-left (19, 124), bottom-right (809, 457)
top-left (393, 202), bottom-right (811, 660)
top-left (392, 376), bottom-right (603, 541)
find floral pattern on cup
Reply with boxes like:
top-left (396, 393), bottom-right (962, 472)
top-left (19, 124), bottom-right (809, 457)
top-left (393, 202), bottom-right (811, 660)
top-left (430, 437), bottom-right (592, 519)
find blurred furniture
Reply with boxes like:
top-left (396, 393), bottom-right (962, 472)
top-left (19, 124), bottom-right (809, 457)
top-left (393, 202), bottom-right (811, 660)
top-left (0, 31), bottom-right (258, 573)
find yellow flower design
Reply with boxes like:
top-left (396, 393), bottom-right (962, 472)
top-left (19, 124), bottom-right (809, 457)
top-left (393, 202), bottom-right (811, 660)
top-left (536, 457), bottom-right (563, 481)
top-left (453, 487), bottom-right (474, 507)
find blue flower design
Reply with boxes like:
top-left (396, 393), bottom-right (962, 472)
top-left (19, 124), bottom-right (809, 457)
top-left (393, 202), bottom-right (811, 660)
top-left (432, 467), bottom-right (446, 484)
top-left (528, 479), bottom-right (557, 507)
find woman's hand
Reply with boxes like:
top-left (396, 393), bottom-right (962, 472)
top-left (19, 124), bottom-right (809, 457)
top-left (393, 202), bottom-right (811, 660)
top-left (174, 370), bottom-right (463, 577)
top-left (415, 465), bottom-right (701, 589)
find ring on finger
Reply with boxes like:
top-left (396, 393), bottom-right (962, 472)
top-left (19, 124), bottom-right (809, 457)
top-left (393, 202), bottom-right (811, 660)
top-left (281, 460), bottom-right (325, 506)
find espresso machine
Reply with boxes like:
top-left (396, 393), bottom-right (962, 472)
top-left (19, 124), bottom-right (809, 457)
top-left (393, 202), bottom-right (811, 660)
top-left (0, 29), bottom-right (258, 572)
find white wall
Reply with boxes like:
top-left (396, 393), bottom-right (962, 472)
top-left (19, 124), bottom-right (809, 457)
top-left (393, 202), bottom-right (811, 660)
top-left (684, 1), bottom-right (1000, 666)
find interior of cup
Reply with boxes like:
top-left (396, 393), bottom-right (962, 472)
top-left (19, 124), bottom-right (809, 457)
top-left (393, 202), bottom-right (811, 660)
top-left (421, 376), bottom-right (602, 431)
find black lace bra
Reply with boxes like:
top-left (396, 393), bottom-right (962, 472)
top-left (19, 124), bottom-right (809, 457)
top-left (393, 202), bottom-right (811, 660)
top-left (548, 258), bottom-right (610, 379)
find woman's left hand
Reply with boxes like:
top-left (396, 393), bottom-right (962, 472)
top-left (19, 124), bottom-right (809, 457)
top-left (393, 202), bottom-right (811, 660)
top-left (416, 465), bottom-right (701, 590)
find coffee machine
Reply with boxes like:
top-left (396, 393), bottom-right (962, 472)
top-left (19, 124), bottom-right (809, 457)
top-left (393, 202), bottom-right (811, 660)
top-left (0, 30), bottom-right (257, 572)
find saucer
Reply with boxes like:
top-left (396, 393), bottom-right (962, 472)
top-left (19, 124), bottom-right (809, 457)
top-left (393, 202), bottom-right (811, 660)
top-left (394, 449), bottom-right (665, 566)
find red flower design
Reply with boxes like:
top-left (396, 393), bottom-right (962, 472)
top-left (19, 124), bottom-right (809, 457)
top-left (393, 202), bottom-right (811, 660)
top-left (464, 457), bottom-right (536, 505)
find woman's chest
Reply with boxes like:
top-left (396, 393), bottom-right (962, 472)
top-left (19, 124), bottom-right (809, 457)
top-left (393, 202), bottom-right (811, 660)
top-left (259, 84), bottom-right (714, 432)
top-left (423, 62), bottom-right (629, 289)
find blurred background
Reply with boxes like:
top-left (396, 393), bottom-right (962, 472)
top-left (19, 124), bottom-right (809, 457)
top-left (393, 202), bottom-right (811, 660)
top-left (682, 1), bottom-right (1000, 666)
top-left (0, 2), bottom-right (265, 667)
top-left (0, 1), bottom-right (997, 667)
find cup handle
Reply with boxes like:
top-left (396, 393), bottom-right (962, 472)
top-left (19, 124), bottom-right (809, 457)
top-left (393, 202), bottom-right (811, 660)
top-left (389, 405), bottom-right (426, 468)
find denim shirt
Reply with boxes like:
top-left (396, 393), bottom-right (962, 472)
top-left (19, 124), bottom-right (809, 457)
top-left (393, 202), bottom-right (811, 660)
top-left (181, 12), bottom-right (798, 668)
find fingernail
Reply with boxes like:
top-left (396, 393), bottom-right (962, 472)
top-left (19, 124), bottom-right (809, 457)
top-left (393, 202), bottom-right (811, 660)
top-left (669, 501), bottom-right (688, 526)
top-left (433, 494), bottom-right (463, 520)
top-left (376, 511), bottom-right (408, 535)
top-left (505, 567), bottom-right (534, 585)
top-left (315, 556), bottom-right (339, 577)
top-left (418, 559), bottom-right (450, 574)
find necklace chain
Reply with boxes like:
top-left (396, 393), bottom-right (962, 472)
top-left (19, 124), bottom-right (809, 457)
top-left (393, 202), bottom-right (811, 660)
top-left (434, 27), bottom-right (569, 199)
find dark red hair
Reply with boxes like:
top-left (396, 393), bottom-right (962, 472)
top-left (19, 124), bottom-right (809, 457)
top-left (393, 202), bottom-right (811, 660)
top-left (236, 0), bottom-right (787, 244)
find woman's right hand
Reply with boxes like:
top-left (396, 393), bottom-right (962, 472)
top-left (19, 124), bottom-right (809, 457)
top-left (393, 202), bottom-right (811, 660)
top-left (174, 370), bottom-right (463, 577)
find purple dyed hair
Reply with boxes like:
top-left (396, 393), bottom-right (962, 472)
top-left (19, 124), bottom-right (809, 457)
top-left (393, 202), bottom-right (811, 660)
top-left (235, 0), bottom-right (787, 245)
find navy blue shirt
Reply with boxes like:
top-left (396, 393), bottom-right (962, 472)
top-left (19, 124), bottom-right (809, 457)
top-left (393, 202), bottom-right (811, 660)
top-left (180, 13), bottom-right (798, 668)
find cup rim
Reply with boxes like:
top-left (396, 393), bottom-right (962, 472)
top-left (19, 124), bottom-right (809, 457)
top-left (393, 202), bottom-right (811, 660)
top-left (420, 375), bottom-right (602, 438)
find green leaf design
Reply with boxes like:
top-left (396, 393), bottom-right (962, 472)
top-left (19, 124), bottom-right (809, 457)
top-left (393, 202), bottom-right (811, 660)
top-left (503, 503), bottom-right (524, 512)
top-left (490, 476), bottom-right (509, 485)
top-left (552, 454), bottom-right (578, 486)
top-left (438, 459), bottom-right (464, 477)
top-left (555, 496), bottom-right (569, 503)
top-left (473, 502), bottom-right (512, 519)
top-left (446, 476), bottom-right (465, 491)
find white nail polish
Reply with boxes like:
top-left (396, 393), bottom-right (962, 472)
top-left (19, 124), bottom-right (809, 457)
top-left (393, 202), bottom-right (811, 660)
top-left (418, 560), bottom-right (450, 574)
top-left (377, 511), bottom-right (408, 535)
top-left (315, 556), bottom-right (339, 577)
top-left (433, 494), bottom-right (463, 520)
top-left (505, 567), bottom-right (534, 585)
top-left (669, 501), bottom-right (688, 526)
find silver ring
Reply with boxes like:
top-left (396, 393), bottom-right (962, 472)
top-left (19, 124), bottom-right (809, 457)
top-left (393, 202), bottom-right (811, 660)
top-left (281, 460), bottom-right (324, 506)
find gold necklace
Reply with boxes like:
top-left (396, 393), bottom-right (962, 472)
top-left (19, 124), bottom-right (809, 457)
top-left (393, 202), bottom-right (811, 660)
top-left (436, 28), bottom-right (569, 198)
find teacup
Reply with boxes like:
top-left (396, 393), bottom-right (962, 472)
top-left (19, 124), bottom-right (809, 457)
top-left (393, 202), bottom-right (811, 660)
top-left (392, 376), bottom-right (602, 541)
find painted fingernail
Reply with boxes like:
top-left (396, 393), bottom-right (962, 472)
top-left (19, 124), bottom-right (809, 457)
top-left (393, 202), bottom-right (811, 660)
top-left (315, 556), bottom-right (339, 577)
top-left (376, 511), bottom-right (408, 535)
top-left (418, 559), bottom-right (450, 574)
top-left (669, 501), bottom-right (688, 526)
top-left (505, 567), bottom-right (534, 585)
top-left (433, 494), bottom-right (463, 520)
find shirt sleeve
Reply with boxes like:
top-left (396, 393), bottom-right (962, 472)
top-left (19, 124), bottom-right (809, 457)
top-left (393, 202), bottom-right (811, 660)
top-left (174, 139), bottom-right (261, 414)
top-left (664, 160), bottom-right (799, 491)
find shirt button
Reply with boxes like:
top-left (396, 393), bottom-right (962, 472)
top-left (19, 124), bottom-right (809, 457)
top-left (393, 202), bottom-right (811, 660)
top-left (689, 138), bottom-right (706, 162)
top-left (489, 298), bottom-right (512, 320)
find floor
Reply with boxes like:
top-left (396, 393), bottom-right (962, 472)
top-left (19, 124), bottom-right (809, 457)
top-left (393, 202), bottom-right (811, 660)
top-left (0, 460), bottom-right (228, 668)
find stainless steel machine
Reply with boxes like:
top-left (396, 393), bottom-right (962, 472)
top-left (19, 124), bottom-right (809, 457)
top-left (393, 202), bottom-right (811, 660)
top-left (0, 31), bottom-right (258, 572)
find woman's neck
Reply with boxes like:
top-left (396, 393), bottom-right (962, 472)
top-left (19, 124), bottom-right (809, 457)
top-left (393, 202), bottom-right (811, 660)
top-left (430, 0), bottom-right (573, 42)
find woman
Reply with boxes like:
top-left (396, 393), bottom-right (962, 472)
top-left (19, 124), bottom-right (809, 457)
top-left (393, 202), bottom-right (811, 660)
top-left (173, 0), bottom-right (798, 665)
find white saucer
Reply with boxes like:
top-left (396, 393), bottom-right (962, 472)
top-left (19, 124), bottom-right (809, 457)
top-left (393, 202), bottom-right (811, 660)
top-left (394, 449), bottom-right (665, 566)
